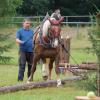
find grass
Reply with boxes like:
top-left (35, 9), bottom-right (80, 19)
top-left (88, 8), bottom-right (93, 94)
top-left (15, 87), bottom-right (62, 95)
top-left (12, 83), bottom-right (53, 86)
top-left (0, 26), bottom-right (97, 100)
top-left (0, 87), bottom-right (87, 100)
top-left (0, 64), bottom-right (88, 100)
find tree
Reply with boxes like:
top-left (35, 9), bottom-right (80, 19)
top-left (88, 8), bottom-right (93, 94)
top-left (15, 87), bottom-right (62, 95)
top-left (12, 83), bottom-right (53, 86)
top-left (88, 13), bottom-right (100, 96)
top-left (0, 0), bottom-right (23, 17)
top-left (17, 0), bottom-right (49, 16)
top-left (16, 0), bottom-right (100, 16)
top-left (0, 0), bottom-right (22, 63)
top-left (0, 34), bottom-right (13, 63)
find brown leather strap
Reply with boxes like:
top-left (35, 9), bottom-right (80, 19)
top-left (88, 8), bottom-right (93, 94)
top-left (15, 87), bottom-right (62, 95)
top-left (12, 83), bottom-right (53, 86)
top-left (48, 17), bottom-right (64, 25)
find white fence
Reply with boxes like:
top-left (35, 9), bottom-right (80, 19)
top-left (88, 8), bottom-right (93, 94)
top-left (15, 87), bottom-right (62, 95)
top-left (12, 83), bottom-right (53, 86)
top-left (11, 16), bottom-right (95, 25)
top-left (0, 16), bottom-right (95, 37)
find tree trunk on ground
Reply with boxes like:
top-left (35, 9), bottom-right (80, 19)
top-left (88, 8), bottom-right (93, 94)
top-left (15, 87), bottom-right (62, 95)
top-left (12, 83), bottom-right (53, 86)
top-left (0, 76), bottom-right (82, 94)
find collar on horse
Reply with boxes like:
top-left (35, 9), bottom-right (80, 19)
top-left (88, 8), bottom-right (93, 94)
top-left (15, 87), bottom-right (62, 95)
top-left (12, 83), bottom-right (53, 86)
top-left (48, 17), bottom-right (64, 25)
top-left (38, 17), bottom-right (64, 48)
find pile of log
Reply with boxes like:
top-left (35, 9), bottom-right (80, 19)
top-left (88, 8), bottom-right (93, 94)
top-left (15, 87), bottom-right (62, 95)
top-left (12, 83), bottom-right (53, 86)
top-left (0, 76), bottom-right (82, 94)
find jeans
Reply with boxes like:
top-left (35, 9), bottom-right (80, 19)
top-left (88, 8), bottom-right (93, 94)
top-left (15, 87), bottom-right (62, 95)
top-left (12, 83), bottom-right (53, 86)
top-left (18, 50), bottom-right (33, 81)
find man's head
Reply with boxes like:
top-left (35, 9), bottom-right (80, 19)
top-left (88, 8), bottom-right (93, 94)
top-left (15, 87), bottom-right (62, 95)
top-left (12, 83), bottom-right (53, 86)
top-left (23, 18), bottom-right (31, 29)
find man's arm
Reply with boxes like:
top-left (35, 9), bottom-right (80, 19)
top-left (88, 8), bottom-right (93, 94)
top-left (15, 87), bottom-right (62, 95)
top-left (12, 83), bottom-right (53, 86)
top-left (16, 30), bottom-right (25, 45)
top-left (16, 38), bottom-right (24, 44)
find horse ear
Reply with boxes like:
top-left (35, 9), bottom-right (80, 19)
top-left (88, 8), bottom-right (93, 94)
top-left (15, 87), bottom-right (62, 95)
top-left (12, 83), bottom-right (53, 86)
top-left (46, 12), bottom-right (49, 17)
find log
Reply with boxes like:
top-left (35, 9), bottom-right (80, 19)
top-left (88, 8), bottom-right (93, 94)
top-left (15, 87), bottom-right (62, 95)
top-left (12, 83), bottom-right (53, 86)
top-left (59, 63), bottom-right (97, 70)
top-left (0, 76), bottom-right (82, 94)
top-left (70, 64), bottom-right (97, 70)
top-left (75, 96), bottom-right (100, 100)
top-left (82, 61), bottom-right (97, 65)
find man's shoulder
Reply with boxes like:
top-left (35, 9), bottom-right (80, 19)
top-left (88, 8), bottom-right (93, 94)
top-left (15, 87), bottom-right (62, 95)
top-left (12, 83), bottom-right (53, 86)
top-left (29, 28), bottom-right (33, 32)
top-left (16, 28), bottom-right (24, 35)
top-left (29, 29), bottom-right (34, 35)
top-left (17, 28), bottom-right (23, 32)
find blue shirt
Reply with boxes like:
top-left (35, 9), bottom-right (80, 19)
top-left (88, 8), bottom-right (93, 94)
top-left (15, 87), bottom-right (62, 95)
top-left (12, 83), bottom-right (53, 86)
top-left (16, 28), bottom-right (34, 52)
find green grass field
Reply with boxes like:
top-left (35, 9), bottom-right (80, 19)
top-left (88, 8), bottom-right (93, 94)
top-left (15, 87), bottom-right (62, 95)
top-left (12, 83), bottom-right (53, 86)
top-left (0, 64), bottom-right (88, 100)
top-left (0, 26), bottom-right (97, 100)
top-left (0, 86), bottom-right (87, 100)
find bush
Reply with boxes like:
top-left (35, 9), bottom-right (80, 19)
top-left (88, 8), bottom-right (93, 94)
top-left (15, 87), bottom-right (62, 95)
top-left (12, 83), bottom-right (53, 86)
top-left (0, 33), bottom-right (13, 64)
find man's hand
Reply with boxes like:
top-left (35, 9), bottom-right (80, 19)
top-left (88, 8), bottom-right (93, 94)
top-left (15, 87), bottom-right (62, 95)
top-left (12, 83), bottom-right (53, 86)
top-left (20, 41), bottom-right (25, 44)
top-left (16, 39), bottom-right (25, 45)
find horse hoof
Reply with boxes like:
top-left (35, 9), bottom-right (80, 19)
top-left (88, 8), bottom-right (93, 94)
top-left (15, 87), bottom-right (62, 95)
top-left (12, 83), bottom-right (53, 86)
top-left (43, 76), bottom-right (48, 81)
top-left (57, 84), bottom-right (63, 88)
top-left (27, 78), bottom-right (33, 84)
top-left (27, 80), bottom-right (31, 84)
top-left (57, 79), bottom-right (62, 87)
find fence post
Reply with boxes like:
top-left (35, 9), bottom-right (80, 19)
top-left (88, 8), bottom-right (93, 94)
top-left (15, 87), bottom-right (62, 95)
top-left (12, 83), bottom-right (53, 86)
top-left (76, 23), bottom-right (79, 34)
top-left (66, 16), bottom-right (68, 27)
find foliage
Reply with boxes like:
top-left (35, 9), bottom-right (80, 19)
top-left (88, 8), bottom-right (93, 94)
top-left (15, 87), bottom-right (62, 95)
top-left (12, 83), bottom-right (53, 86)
top-left (16, 0), bottom-right (100, 16)
top-left (0, 33), bottom-right (13, 64)
top-left (0, 0), bottom-right (22, 63)
top-left (88, 29), bottom-right (100, 60)
top-left (0, 0), bottom-right (23, 17)
top-left (1, 0), bottom-right (100, 16)
top-left (17, 0), bottom-right (49, 16)
top-left (88, 13), bottom-right (100, 96)
top-left (77, 72), bottom-right (97, 93)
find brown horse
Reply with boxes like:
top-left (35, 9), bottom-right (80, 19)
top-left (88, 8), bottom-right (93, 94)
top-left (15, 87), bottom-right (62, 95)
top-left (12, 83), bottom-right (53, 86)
top-left (27, 14), bottom-right (64, 86)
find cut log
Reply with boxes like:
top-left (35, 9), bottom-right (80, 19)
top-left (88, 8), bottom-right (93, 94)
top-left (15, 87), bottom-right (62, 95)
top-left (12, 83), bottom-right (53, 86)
top-left (75, 96), bottom-right (100, 100)
top-left (82, 61), bottom-right (97, 65)
top-left (59, 63), bottom-right (97, 70)
top-left (70, 64), bottom-right (97, 70)
top-left (0, 76), bottom-right (82, 94)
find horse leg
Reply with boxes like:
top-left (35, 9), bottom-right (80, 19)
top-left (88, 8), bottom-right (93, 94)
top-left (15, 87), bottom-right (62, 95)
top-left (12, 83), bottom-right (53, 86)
top-left (42, 58), bottom-right (50, 80)
top-left (27, 55), bottom-right (40, 82)
top-left (48, 58), bottom-right (54, 80)
top-left (55, 55), bottom-right (62, 87)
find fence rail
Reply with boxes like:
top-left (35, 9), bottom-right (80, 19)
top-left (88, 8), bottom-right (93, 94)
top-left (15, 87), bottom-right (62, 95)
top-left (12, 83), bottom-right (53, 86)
top-left (11, 16), bottom-right (95, 25)
top-left (0, 16), bottom-right (96, 26)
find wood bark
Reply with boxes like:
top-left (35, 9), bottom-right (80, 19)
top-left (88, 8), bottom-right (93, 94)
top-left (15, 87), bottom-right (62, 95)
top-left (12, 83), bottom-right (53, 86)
top-left (0, 76), bottom-right (82, 94)
top-left (59, 62), bottom-right (97, 70)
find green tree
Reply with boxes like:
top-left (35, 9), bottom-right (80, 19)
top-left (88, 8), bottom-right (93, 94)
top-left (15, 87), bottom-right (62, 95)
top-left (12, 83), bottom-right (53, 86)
top-left (17, 0), bottom-right (100, 16)
top-left (0, 0), bottom-right (23, 17)
top-left (0, 33), bottom-right (13, 63)
top-left (88, 13), bottom-right (100, 96)
top-left (0, 0), bottom-right (22, 63)
top-left (17, 0), bottom-right (49, 16)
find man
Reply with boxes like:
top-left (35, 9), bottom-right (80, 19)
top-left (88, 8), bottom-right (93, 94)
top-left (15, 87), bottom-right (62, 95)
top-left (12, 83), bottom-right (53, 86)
top-left (16, 19), bottom-right (34, 81)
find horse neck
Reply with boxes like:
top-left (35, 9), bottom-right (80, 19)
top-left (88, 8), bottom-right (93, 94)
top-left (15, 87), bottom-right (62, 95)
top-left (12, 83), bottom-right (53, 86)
top-left (42, 20), bottom-right (51, 36)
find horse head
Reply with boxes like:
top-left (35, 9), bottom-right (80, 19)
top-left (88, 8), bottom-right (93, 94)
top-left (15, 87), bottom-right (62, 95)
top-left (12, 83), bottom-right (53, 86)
top-left (42, 14), bottom-right (64, 48)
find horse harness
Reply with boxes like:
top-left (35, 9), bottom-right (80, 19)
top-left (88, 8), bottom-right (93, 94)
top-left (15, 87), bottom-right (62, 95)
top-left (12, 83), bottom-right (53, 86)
top-left (38, 19), bottom-right (61, 48)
